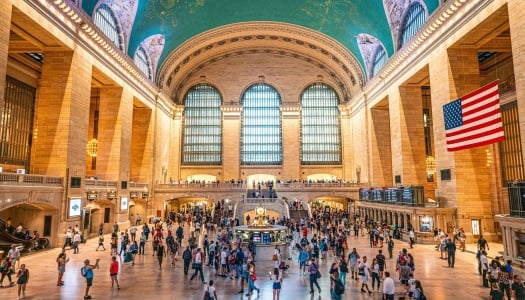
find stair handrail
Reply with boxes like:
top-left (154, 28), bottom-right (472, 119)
top-left (306, 203), bottom-right (313, 219)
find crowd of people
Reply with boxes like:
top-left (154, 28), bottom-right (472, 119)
top-left (3, 205), bottom-right (525, 300)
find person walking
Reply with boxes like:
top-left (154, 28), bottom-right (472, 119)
top-left (109, 256), bottom-right (120, 289)
top-left (270, 268), bottom-right (282, 300)
top-left (382, 271), bottom-right (395, 300)
top-left (81, 258), bottom-right (100, 299)
top-left (338, 255), bottom-right (348, 288)
top-left (8, 244), bottom-right (21, 273)
top-left (246, 261), bottom-right (259, 296)
top-left (156, 240), bottom-right (167, 269)
top-left (360, 256), bottom-right (372, 295)
top-left (182, 246), bottom-right (192, 275)
top-left (412, 280), bottom-right (426, 300)
top-left (330, 270), bottom-right (345, 300)
top-left (16, 263), bottom-right (29, 300)
top-left (190, 248), bottom-right (205, 283)
top-left (0, 257), bottom-right (14, 287)
top-left (446, 237), bottom-right (457, 268)
top-left (95, 235), bottom-right (105, 251)
top-left (56, 252), bottom-right (68, 286)
top-left (204, 279), bottom-right (218, 300)
top-left (73, 231), bottom-right (81, 254)
top-left (308, 257), bottom-right (321, 294)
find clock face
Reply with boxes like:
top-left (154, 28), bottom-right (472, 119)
top-left (256, 207), bottom-right (265, 214)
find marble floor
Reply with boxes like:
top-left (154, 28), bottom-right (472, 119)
top-left (0, 226), bottom-right (500, 300)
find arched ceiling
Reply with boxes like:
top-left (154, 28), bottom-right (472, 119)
top-left (79, 0), bottom-right (440, 98)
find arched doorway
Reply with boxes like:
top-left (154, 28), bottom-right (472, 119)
top-left (129, 198), bottom-right (147, 226)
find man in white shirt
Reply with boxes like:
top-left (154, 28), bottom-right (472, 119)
top-left (382, 271), bottom-right (395, 300)
top-left (7, 244), bottom-right (20, 273)
top-left (190, 248), bottom-right (205, 283)
top-left (73, 232), bottom-right (81, 254)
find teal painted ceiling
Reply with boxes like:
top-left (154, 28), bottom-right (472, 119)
top-left (81, 0), bottom-right (439, 76)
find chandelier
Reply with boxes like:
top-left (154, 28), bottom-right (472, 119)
top-left (87, 138), bottom-right (98, 157)
top-left (426, 155), bottom-right (436, 175)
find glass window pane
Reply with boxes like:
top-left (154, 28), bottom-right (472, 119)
top-left (300, 83), bottom-right (341, 165)
top-left (241, 83), bottom-right (282, 165)
top-left (400, 3), bottom-right (426, 48)
top-left (182, 84), bottom-right (222, 165)
top-left (94, 5), bottom-right (123, 51)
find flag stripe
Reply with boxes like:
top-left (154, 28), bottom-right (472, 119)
top-left (446, 117), bottom-right (503, 140)
top-left (444, 81), bottom-right (504, 152)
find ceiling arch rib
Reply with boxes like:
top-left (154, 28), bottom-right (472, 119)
top-left (157, 22), bottom-right (365, 103)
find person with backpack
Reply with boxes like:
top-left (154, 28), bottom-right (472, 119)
top-left (182, 246), bottom-right (192, 275)
top-left (330, 270), bottom-right (345, 300)
top-left (0, 257), bottom-right (14, 287)
top-left (412, 280), bottom-right (427, 300)
top-left (81, 258), bottom-right (99, 299)
top-left (376, 249), bottom-right (386, 278)
top-left (16, 263), bottom-right (29, 299)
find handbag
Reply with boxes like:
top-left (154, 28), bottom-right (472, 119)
top-left (251, 273), bottom-right (257, 281)
top-left (192, 263), bottom-right (199, 269)
top-left (316, 270), bottom-right (321, 278)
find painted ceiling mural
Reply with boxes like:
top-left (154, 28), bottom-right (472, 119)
top-left (81, 0), bottom-right (439, 80)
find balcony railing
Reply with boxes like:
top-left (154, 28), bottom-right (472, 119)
top-left (84, 179), bottom-right (118, 188)
top-left (0, 173), bottom-right (64, 186)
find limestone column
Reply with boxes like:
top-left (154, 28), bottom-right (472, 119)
top-left (168, 105), bottom-right (184, 181)
top-left (0, 1), bottom-right (11, 106)
top-left (430, 47), bottom-right (494, 239)
top-left (281, 103), bottom-right (301, 180)
top-left (33, 50), bottom-right (92, 177)
top-left (97, 87), bottom-right (132, 181)
top-left (389, 86), bottom-right (426, 185)
top-left (131, 106), bottom-right (154, 182)
top-left (508, 0), bottom-right (525, 163)
top-left (370, 105), bottom-right (393, 186)
top-left (221, 104), bottom-right (242, 180)
top-left (340, 105), bottom-right (353, 181)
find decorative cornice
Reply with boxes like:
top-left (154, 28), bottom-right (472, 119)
top-left (36, 0), bottom-right (160, 105)
top-left (157, 22), bottom-right (365, 102)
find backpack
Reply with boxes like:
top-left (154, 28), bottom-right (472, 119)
top-left (399, 254), bottom-right (407, 265)
top-left (377, 254), bottom-right (385, 266)
top-left (417, 288), bottom-right (427, 300)
top-left (335, 279), bottom-right (345, 295)
top-left (183, 250), bottom-right (192, 260)
top-left (388, 239), bottom-right (394, 248)
top-left (80, 266), bottom-right (87, 278)
top-left (203, 239), bottom-right (209, 247)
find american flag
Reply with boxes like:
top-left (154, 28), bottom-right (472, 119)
top-left (443, 81), bottom-right (504, 152)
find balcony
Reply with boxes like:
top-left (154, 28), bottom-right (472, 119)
top-left (0, 173), bottom-right (63, 187)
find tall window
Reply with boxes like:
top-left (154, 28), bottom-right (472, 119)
top-left (371, 46), bottom-right (387, 78)
top-left (241, 83), bottom-right (282, 165)
top-left (399, 2), bottom-right (426, 49)
top-left (499, 101), bottom-right (524, 185)
top-left (93, 4), bottom-right (123, 50)
top-left (0, 77), bottom-right (35, 170)
top-left (301, 83), bottom-right (341, 165)
top-left (182, 84), bottom-right (222, 165)
top-left (134, 47), bottom-right (151, 79)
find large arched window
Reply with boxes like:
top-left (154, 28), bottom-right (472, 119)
top-left (93, 4), bottom-right (123, 50)
top-left (134, 47), bottom-right (151, 79)
top-left (182, 84), bottom-right (222, 165)
top-left (371, 45), bottom-right (387, 78)
top-left (399, 2), bottom-right (426, 49)
top-left (301, 83), bottom-right (341, 165)
top-left (241, 83), bottom-right (282, 165)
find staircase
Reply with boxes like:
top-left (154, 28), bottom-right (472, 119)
top-left (289, 209), bottom-right (308, 222)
